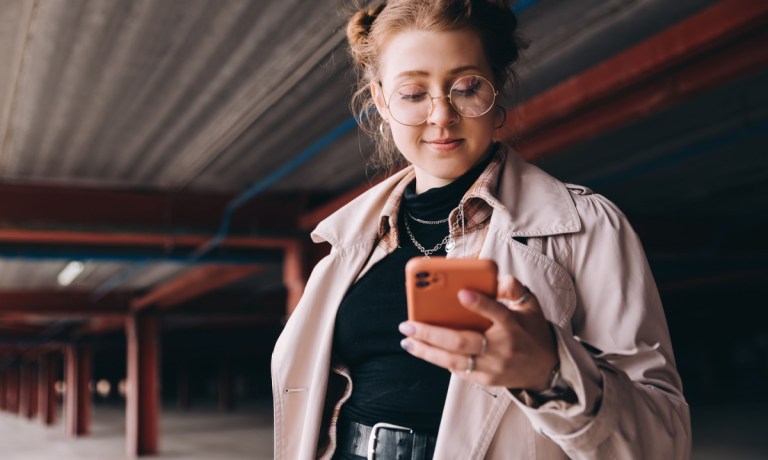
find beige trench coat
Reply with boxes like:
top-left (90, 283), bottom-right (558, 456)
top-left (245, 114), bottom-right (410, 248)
top-left (272, 149), bottom-right (691, 459)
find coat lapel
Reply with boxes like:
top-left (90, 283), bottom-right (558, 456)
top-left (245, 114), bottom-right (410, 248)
top-left (434, 149), bottom-right (581, 458)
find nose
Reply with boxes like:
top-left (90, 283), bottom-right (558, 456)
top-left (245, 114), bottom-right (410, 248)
top-left (427, 95), bottom-right (459, 127)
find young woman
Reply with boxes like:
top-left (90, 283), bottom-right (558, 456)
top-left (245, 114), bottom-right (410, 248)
top-left (272, 1), bottom-right (691, 459)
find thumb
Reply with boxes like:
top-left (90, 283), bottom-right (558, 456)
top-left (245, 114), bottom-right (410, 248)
top-left (497, 274), bottom-right (542, 314)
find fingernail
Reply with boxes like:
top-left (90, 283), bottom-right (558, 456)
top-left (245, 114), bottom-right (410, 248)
top-left (399, 322), bottom-right (415, 335)
top-left (400, 339), bottom-right (413, 352)
top-left (458, 290), bottom-right (476, 303)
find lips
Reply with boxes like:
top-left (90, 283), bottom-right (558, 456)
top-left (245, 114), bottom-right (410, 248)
top-left (426, 138), bottom-right (463, 150)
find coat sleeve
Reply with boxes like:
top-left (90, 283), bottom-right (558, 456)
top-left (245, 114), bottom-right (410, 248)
top-left (509, 193), bottom-right (691, 459)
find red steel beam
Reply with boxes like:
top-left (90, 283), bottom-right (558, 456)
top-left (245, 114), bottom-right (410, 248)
top-left (132, 265), bottom-right (265, 311)
top-left (73, 317), bottom-right (126, 337)
top-left (0, 229), bottom-right (295, 250)
top-left (513, 30), bottom-right (768, 159)
top-left (500, 0), bottom-right (768, 159)
top-left (0, 184), bottom-right (302, 234)
top-left (0, 290), bottom-right (129, 315)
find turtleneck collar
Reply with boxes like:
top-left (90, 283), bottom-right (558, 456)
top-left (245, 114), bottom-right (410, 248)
top-left (402, 150), bottom-right (494, 221)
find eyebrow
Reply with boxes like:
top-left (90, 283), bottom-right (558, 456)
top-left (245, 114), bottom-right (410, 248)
top-left (393, 65), bottom-right (483, 80)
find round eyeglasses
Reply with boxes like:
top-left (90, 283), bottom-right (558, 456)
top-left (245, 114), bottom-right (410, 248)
top-left (383, 75), bottom-right (498, 126)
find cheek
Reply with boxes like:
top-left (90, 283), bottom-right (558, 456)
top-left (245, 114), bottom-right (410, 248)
top-left (389, 125), bottom-right (421, 152)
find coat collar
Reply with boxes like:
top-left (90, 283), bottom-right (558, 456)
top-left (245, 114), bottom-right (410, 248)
top-left (311, 143), bottom-right (581, 248)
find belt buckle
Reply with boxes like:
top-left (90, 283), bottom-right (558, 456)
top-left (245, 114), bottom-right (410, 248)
top-left (367, 422), bottom-right (413, 460)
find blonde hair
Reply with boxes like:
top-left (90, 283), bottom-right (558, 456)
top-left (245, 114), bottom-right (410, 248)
top-left (346, 0), bottom-right (524, 170)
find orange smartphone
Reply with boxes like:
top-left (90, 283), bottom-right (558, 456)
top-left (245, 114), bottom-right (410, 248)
top-left (405, 257), bottom-right (498, 332)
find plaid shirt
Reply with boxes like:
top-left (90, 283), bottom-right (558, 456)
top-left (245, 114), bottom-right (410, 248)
top-left (357, 143), bottom-right (509, 280)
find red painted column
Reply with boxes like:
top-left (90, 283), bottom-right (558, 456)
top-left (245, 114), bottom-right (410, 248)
top-left (65, 345), bottom-right (92, 436)
top-left (0, 370), bottom-right (7, 411)
top-left (7, 365), bottom-right (20, 414)
top-left (18, 362), bottom-right (29, 418)
top-left (26, 362), bottom-right (38, 419)
top-left (38, 353), bottom-right (58, 425)
top-left (126, 312), bottom-right (160, 457)
top-left (284, 241), bottom-right (310, 317)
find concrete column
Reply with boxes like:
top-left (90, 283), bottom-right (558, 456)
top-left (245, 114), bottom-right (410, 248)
top-left (126, 312), bottom-right (160, 457)
top-left (38, 353), bottom-right (58, 425)
top-left (65, 345), bottom-right (92, 436)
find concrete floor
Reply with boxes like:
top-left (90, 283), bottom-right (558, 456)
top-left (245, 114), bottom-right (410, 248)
top-left (0, 402), bottom-right (273, 460)
top-left (1, 401), bottom-right (767, 459)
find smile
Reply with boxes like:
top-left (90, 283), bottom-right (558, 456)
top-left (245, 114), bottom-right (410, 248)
top-left (426, 138), bottom-right (463, 150)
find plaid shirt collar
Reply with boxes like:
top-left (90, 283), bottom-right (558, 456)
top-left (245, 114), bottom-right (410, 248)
top-left (376, 143), bottom-right (508, 245)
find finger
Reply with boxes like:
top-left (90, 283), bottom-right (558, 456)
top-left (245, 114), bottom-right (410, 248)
top-left (497, 274), bottom-right (541, 314)
top-left (400, 337), bottom-right (480, 374)
top-left (399, 321), bottom-right (486, 355)
top-left (457, 289), bottom-right (512, 324)
top-left (497, 274), bottom-right (526, 302)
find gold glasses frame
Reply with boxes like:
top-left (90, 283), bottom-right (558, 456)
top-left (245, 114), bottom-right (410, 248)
top-left (380, 74), bottom-right (499, 126)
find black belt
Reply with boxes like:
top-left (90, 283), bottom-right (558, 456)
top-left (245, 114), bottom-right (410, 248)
top-left (336, 417), bottom-right (437, 460)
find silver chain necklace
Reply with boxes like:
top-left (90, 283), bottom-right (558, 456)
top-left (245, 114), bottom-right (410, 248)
top-left (407, 212), bottom-right (449, 225)
top-left (403, 216), bottom-right (455, 257)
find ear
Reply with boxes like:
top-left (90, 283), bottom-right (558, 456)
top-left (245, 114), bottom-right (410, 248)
top-left (493, 105), bottom-right (507, 134)
top-left (370, 81), bottom-right (388, 121)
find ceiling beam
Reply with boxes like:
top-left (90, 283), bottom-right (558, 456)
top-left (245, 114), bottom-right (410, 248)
top-left (73, 317), bottom-right (126, 337)
top-left (500, 0), bottom-right (768, 159)
top-left (0, 290), bottom-right (128, 315)
top-left (132, 265), bottom-right (265, 311)
top-left (0, 183), bottom-right (303, 234)
top-left (0, 229), bottom-right (295, 250)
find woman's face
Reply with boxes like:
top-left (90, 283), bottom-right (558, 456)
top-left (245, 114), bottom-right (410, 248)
top-left (372, 28), bottom-right (500, 193)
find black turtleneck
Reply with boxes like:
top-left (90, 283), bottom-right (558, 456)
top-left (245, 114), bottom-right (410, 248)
top-left (332, 153), bottom-right (492, 433)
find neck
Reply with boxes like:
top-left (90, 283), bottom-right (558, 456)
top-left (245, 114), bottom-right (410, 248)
top-left (412, 143), bottom-right (494, 194)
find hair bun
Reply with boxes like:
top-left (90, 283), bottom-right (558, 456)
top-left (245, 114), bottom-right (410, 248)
top-left (346, 3), bottom-right (386, 49)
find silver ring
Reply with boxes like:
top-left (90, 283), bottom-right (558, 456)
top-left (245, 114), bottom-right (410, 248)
top-left (504, 287), bottom-right (531, 307)
top-left (480, 336), bottom-right (488, 355)
top-left (465, 355), bottom-right (476, 374)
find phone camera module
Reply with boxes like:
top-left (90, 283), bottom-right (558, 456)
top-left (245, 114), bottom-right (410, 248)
top-left (416, 271), bottom-right (430, 279)
top-left (416, 280), bottom-right (430, 288)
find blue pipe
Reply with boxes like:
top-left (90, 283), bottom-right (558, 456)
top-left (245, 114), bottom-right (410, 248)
top-left (513, 0), bottom-right (538, 13)
top-left (189, 116), bottom-right (359, 260)
top-left (93, 116), bottom-right (359, 299)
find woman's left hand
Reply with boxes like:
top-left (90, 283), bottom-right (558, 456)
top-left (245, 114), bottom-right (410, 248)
top-left (399, 275), bottom-right (558, 391)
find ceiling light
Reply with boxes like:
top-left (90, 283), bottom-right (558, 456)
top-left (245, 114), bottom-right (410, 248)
top-left (57, 261), bottom-right (85, 286)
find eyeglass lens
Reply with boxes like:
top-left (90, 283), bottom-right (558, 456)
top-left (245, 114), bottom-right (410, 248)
top-left (387, 75), bottom-right (496, 126)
